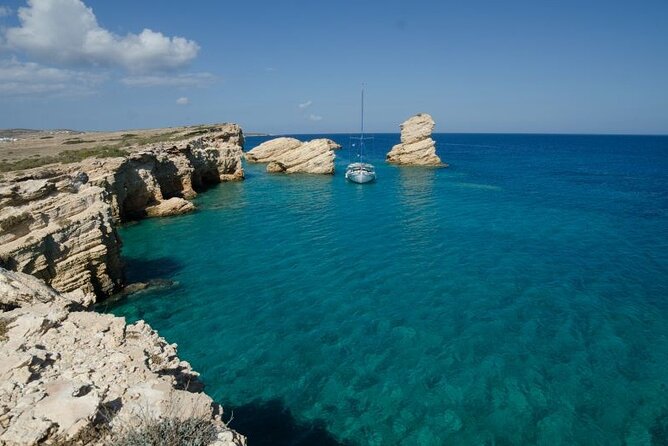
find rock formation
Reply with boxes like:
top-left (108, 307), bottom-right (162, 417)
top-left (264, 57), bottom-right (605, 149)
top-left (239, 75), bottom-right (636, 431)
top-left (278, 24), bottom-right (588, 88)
top-left (0, 124), bottom-right (244, 302)
top-left (386, 113), bottom-right (444, 166)
top-left (0, 267), bottom-right (245, 446)
top-left (0, 178), bottom-right (123, 301)
top-left (245, 137), bottom-right (341, 174)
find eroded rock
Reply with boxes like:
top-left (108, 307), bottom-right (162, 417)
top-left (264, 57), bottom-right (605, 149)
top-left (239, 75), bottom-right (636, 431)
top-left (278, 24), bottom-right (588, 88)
top-left (145, 197), bottom-right (196, 218)
top-left (246, 137), bottom-right (341, 174)
top-left (386, 113), bottom-right (445, 166)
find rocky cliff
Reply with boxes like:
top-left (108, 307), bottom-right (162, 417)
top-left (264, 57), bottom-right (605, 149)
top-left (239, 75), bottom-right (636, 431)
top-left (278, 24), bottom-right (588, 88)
top-left (386, 113), bottom-right (445, 166)
top-left (0, 124), bottom-right (244, 302)
top-left (245, 137), bottom-right (341, 174)
top-left (0, 267), bottom-right (245, 446)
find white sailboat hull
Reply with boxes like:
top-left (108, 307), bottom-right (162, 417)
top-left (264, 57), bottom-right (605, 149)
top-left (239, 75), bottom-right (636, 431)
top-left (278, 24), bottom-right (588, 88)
top-left (346, 170), bottom-right (376, 183)
top-left (345, 163), bottom-right (376, 183)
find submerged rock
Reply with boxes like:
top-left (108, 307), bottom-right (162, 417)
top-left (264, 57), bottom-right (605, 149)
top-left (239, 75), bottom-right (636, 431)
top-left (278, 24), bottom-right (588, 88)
top-left (246, 137), bottom-right (341, 174)
top-left (386, 113), bottom-right (445, 166)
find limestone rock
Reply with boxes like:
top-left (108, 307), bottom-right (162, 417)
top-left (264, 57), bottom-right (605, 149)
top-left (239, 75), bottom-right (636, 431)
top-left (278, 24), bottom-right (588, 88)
top-left (245, 138), bottom-right (302, 163)
top-left (0, 182), bottom-right (122, 301)
top-left (266, 161), bottom-right (287, 173)
top-left (0, 267), bottom-right (245, 446)
top-left (246, 137), bottom-right (341, 174)
top-left (145, 197), bottom-right (196, 218)
top-left (386, 113), bottom-right (445, 166)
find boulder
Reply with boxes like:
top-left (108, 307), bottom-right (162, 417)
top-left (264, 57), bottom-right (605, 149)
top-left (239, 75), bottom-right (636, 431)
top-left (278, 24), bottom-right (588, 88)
top-left (267, 161), bottom-right (287, 173)
top-left (145, 197), bottom-right (196, 218)
top-left (246, 137), bottom-right (341, 174)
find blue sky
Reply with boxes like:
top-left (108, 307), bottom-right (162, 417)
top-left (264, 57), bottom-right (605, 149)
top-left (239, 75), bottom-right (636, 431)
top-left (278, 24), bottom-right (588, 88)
top-left (0, 0), bottom-right (667, 134)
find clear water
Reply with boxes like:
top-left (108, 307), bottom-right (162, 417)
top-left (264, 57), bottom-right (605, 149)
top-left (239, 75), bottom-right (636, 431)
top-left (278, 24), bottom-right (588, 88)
top-left (104, 134), bottom-right (668, 445)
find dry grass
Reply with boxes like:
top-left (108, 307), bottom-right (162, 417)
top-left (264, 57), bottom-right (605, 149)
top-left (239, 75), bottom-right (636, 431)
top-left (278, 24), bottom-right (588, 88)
top-left (0, 146), bottom-right (129, 172)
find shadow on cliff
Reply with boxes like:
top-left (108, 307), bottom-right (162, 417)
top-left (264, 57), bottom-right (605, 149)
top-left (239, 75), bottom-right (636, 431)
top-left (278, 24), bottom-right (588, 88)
top-left (228, 399), bottom-right (352, 446)
top-left (123, 256), bottom-right (184, 283)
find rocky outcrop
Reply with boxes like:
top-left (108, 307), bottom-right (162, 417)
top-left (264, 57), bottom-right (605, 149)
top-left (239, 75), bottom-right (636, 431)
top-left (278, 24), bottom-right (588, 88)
top-left (95, 125), bottom-right (244, 221)
top-left (386, 113), bottom-right (444, 166)
top-left (0, 267), bottom-right (245, 446)
top-left (0, 124), bottom-right (244, 301)
top-left (145, 197), bottom-right (195, 218)
top-left (245, 137), bottom-right (341, 174)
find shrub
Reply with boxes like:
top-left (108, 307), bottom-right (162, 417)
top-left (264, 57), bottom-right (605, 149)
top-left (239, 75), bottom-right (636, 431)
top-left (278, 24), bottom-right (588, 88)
top-left (110, 416), bottom-right (218, 446)
top-left (62, 138), bottom-right (95, 145)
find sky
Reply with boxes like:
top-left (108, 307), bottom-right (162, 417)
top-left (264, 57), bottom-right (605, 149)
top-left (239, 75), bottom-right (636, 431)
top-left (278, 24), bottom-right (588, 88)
top-left (0, 0), bottom-right (667, 134)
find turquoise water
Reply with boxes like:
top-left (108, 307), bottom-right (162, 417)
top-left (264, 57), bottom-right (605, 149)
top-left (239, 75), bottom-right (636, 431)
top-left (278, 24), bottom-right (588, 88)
top-left (104, 134), bottom-right (668, 445)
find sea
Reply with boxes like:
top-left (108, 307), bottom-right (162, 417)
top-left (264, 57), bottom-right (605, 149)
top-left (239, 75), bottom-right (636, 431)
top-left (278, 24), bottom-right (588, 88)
top-left (103, 133), bottom-right (668, 446)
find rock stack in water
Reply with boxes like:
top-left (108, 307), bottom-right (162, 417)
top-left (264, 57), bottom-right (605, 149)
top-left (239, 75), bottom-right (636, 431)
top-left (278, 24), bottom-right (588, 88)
top-left (245, 137), bottom-right (341, 174)
top-left (386, 113), bottom-right (444, 166)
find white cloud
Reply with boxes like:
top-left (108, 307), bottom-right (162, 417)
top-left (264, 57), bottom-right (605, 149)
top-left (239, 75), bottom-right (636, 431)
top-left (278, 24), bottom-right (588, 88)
top-left (0, 6), bottom-right (12, 17)
top-left (298, 100), bottom-right (312, 109)
top-left (0, 58), bottom-right (104, 96)
top-left (3, 0), bottom-right (199, 72)
top-left (308, 114), bottom-right (323, 121)
top-left (121, 72), bottom-right (217, 87)
top-left (176, 96), bottom-right (189, 105)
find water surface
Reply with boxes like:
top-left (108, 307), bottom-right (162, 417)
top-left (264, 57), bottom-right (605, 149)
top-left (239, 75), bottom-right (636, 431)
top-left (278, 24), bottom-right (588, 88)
top-left (105, 133), bottom-right (668, 445)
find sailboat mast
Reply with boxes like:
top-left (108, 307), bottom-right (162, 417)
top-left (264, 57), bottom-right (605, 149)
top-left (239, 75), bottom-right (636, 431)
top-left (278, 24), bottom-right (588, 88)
top-left (360, 86), bottom-right (364, 161)
top-left (361, 86), bottom-right (364, 138)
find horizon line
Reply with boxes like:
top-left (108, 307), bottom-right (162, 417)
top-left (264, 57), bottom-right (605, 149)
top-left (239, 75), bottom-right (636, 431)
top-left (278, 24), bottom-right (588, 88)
top-left (251, 131), bottom-right (668, 137)
top-left (2, 126), bottom-right (666, 138)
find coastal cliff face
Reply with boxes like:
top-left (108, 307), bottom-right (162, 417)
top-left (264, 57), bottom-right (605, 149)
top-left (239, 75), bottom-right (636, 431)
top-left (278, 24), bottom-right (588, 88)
top-left (0, 267), bottom-right (245, 446)
top-left (245, 137), bottom-right (341, 174)
top-left (0, 124), bottom-right (244, 302)
top-left (386, 113), bottom-right (445, 166)
top-left (0, 178), bottom-right (122, 302)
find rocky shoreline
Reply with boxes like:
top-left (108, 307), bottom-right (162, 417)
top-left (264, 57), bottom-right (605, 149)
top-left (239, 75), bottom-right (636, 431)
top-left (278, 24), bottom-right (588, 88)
top-left (0, 124), bottom-right (246, 445)
top-left (0, 267), bottom-right (245, 445)
top-left (0, 124), bottom-right (244, 301)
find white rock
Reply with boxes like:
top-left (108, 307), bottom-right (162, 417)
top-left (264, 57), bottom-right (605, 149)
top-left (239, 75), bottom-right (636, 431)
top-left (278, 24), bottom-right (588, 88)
top-left (386, 113), bottom-right (444, 166)
top-left (145, 197), bottom-right (196, 218)
top-left (246, 137), bottom-right (341, 174)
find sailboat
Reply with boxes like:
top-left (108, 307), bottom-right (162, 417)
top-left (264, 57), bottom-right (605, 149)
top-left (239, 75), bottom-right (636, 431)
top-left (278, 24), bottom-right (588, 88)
top-left (345, 87), bottom-right (376, 184)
